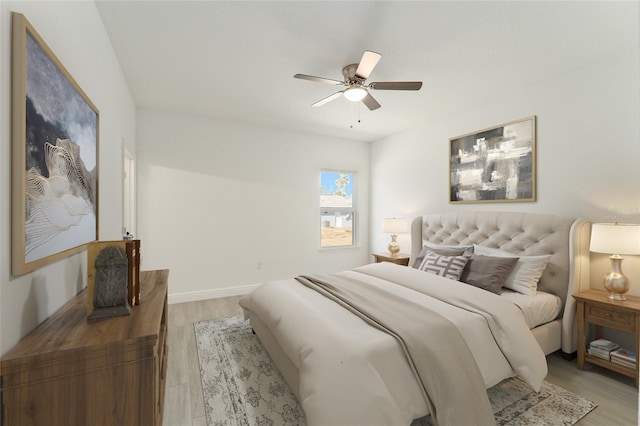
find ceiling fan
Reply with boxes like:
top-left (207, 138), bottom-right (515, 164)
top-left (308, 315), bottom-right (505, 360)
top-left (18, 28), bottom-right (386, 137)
top-left (294, 50), bottom-right (422, 111)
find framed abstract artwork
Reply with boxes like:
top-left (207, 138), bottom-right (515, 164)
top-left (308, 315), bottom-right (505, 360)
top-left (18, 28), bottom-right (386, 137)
top-left (449, 116), bottom-right (536, 204)
top-left (12, 13), bottom-right (99, 275)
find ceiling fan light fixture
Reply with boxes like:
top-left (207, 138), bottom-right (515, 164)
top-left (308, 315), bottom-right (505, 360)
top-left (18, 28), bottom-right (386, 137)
top-left (343, 85), bottom-right (367, 102)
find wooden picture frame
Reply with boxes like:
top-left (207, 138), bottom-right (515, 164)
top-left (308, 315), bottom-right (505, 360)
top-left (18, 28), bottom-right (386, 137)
top-left (449, 116), bottom-right (536, 204)
top-left (12, 13), bottom-right (99, 275)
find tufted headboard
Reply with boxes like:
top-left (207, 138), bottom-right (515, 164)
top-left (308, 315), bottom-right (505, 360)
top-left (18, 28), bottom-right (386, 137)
top-left (410, 211), bottom-right (591, 354)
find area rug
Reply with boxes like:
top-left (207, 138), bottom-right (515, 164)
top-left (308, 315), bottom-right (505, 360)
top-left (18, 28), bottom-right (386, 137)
top-left (195, 315), bottom-right (597, 426)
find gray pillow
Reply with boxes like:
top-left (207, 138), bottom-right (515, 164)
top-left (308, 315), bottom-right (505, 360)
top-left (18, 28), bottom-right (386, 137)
top-left (459, 254), bottom-right (519, 294)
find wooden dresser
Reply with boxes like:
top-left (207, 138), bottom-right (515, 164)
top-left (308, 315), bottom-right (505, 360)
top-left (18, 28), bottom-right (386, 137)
top-left (1, 269), bottom-right (169, 426)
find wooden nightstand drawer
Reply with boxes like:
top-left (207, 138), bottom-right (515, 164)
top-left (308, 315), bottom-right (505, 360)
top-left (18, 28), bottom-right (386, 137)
top-left (587, 305), bottom-right (634, 331)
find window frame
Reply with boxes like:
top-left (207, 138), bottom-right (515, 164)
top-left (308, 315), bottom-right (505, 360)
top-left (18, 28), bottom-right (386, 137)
top-left (320, 169), bottom-right (357, 249)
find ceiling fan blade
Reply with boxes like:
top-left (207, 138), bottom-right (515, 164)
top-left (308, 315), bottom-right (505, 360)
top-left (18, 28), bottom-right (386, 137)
top-left (294, 73), bottom-right (344, 85)
top-left (355, 51), bottom-right (382, 79)
top-left (362, 93), bottom-right (381, 111)
top-left (370, 81), bottom-right (423, 91)
top-left (312, 91), bottom-right (344, 107)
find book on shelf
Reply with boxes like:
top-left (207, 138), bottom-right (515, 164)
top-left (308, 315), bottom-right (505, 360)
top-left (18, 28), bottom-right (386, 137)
top-left (587, 339), bottom-right (620, 361)
top-left (588, 347), bottom-right (612, 360)
top-left (611, 348), bottom-right (636, 364)
top-left (611, 357), bottom-right (636, 369)
top-left (589, 339), bottom-right (619, 351)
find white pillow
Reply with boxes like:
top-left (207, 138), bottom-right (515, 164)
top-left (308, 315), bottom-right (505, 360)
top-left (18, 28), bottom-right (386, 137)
top-left (473, 245), bottom-right (551, 296)
top-left (423, 241), bottom-right (473, 252)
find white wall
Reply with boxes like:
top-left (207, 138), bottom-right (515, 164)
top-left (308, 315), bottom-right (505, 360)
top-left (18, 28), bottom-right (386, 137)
top-left (371, 45), bottom-right (640, 294)
top-left (0, 1), bottom-right (136, 355)
top-left (136, 109), bottom-right (370, 302)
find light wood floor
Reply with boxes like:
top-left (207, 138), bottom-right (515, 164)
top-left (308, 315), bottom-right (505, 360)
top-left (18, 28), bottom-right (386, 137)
top-left (163, 296), bottom-right (639, 426)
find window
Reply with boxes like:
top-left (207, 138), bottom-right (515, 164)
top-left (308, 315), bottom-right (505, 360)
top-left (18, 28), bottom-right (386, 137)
top-left (320, 170), bottom-right (356, 248)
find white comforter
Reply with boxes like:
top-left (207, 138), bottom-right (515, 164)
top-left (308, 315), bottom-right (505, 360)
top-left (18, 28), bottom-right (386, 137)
top-left (240, 262), bottom-right (547, 426)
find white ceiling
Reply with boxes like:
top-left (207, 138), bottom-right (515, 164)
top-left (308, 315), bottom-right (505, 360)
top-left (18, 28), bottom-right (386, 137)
top-left (96, 1), bottom-right (638, 142)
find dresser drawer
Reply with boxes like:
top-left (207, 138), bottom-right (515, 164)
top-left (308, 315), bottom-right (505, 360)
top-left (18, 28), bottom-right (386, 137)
top-left (586, 305), bottom-right (635, 332)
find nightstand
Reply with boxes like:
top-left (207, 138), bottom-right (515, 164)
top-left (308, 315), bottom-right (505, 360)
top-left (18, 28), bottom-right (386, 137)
top-left (573, 290), bottom-right (640, 386)
top-left (372, 253), bottom-right (411, 266)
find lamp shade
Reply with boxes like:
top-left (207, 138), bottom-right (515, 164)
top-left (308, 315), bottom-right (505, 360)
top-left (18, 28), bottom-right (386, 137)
top-left (590, 223), bottom-right (640, 255)
top-left (383, 218), bottom-right (408, 234)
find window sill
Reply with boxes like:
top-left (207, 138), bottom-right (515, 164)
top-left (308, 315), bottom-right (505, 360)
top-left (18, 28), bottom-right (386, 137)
top-left (319, 245), bottom-right (362, 252)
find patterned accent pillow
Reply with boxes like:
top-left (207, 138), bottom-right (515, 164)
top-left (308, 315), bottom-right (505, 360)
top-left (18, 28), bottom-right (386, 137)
top-left (411, 242), bottom-right (473, 268)
top-left (460, 254), bottom-right (519, 294)
top-left (417, 250), bottom-right (469, 280)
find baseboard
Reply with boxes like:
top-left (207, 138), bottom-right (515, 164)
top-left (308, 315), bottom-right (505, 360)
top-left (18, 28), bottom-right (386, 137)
top-left (168, 283), bottom-right (260, 304)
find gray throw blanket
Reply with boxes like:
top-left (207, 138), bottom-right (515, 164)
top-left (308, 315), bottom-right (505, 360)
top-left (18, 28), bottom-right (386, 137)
top-left (296, 273), bottom-right (496, 426)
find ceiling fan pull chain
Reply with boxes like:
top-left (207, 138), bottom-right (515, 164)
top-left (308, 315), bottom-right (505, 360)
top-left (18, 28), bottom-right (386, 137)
top-left (350, 104), bottom-right (354, 128)
top-left (350, 102), bottom-right (357, 128)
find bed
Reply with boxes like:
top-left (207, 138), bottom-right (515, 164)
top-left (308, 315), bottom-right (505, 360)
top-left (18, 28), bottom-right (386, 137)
top-left (239, 211), bottom-right (591, 425)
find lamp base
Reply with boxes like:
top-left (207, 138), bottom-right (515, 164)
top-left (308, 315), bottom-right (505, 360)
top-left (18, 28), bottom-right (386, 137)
top-left (387, 234), bottom-right (400, 257)
top-left (603, 255), bottom-right (629, 302)
top-left (607, 292), bottom-right (627, 301)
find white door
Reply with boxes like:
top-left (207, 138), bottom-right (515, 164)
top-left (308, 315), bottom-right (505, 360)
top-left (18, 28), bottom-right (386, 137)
top-left (123, 148), bottom-right (136, 238)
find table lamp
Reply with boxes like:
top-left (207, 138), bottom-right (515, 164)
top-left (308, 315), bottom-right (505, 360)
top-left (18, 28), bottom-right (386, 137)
top-left (589, 222), bottom-right (640, 301)
top-left (383, 218), bottom-right (408, 257)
